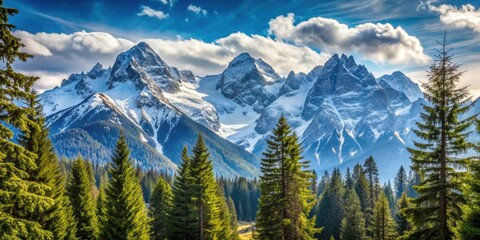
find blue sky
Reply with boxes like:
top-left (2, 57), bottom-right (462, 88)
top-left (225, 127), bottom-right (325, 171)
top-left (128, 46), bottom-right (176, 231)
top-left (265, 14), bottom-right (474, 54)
top-left (7, 0), bottom-right (480, 95)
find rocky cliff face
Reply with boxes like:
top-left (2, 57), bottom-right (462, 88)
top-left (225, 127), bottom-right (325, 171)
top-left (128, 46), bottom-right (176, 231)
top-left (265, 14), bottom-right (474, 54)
top-left (41, 42), bottom-right (451, 180)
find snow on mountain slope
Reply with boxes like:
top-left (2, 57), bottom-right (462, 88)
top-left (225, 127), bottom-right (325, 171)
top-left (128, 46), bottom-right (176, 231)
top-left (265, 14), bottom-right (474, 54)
top-left (41, 42), bottom-right (260, 178)
top-left (41, 42), bottom-right (435, 180)
top-left (377, 71), bottom-right (423, 102)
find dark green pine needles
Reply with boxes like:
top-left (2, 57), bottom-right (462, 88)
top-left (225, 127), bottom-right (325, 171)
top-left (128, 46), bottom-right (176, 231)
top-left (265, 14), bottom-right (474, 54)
top-left (19, 94), bottom-right (74, 240)
top-left (149, 176), bottom-right (173, 240)
top-left (168, 136), bottom-right (236, 240)
top-left (101, 133), bottom-right (150, 240)
top-left (403, 35), bottom-right (475, 240)
top-left (255, 115), bottom-right (318, 240)
top-left (168, 147), bottom-right (197, 240)
top-left (67, 158), bottom-right (98, 239)
top-left (0, 1), bottom-right (56, 238)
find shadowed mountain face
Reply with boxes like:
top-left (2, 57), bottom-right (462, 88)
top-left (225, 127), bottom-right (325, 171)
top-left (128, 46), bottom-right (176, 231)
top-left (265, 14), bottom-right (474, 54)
top-left (42, 42), bottom-right (470, 181)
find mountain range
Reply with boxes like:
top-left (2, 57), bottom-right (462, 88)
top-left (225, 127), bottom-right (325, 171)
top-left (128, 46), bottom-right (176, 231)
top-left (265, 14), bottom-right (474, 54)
top-left (39, 42), bottom-right (480, 180)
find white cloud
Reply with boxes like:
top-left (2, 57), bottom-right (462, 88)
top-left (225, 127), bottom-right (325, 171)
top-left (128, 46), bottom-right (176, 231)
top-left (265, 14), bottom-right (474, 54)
top-left (143, 32), bottom-right (329, 75)
top-left (423, 2), bottom-right (480, 32)
top-left (137, 6), bottom-right (169, 20)
top-left (157, 0), bottom-right (177, 7)
top-left (268, 13), bottom-right (430, 64)
top-left (187, 4), bottom-right (208, 16)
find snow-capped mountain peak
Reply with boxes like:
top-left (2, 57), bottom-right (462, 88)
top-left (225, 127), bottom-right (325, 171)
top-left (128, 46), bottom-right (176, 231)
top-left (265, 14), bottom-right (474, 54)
top-left (216, 52), bottom-right (282, 109)
top-left (377, 71), bottom-right (423, 102)
top-left (108, 42), bottom-right (182, 93)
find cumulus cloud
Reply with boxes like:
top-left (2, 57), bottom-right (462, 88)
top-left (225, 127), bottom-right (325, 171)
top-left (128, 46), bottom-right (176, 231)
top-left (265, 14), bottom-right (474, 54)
top-left (143, 32), bottom-right (329, 75)
top-left (137, 6), bottom-right (169, 20)
top-left (268, 13), bottom-right (430, 64)
top-left (13, 30), bottom-right (329, 92)
top-left (157, 0), bottom-right (177, 7)
top-left (187, 4), bottom-right (208, 16)
top-left (422, 2), bottom-right (480, 32)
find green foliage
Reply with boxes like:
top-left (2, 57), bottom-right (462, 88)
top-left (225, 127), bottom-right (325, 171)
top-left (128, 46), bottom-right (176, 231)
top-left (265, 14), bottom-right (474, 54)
top-left (341, 188), bottom-right (366, 240)
top-left (396, 192), bottom-right (410, 237)
top-left (189, 134), bottom-right (223, 239)
top-left (168, 147), bottom-right (197, 240)
top-left (403, 36), bottom-right (474, 240)
top-left (226, 197), bottom-right (240, 240)
top-left (101, 133), bottom-right (150, 240)
top-left (317, 168), bottom-right (344, 240)
top-left (66, 158), bottom-right (98, 239)
top-left (394, 166), bottom-right (407, 200)
top-left (459, 121), bottom-right (480, 239)
top-left (255, 116), bottom-right (318, 240)
top-left (372, 192), bottom-right (397, 240)
top-left (19, 94), bottom-right (73, 239)
top-left (0, 1), bottom-right (56, 238)
top-left (149, 176), bottom-right (173, 240)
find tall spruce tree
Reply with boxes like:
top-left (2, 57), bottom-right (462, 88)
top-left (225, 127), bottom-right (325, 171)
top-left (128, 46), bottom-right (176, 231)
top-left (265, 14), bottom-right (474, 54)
top-left (227, 197), bottom-right (240, 240)
top-left (364, 156), bottom-right (380, 208)
top-left (149, 176), bottom-right (173, 240)
top-left (96, 178), bottom-right (107, 235)
top-left (459, 121), bottom-right (480, 239)
top-left (396, 192), bottom-right (410, 237)
top-left (0, 1), bottom-right (56, 238)
top-left (189, 134), bottom-right (223, 240)
top-left (19, 93), bottom-right (72, 239)
top-left (403, 34), bottom-right (474, 240)
top-left (352, 163), bottom-right (370, 214)
top-left (217, 185), bottom-right (238, 240)
top-left (255, 116), bottom-right (318, 240)
top-left (101, 133), bottom-right (150, 240)
top-left (372, 192), bottom-right (397, 240)
top-left (316, 168), bottom-right (344, 240)
top-left (383, 181), bottom-right (395, 211)
top-left (168, 147), bottom-right (197, 240)
top-left (341, 187), bottom-right (366, 240)
top-left (66, 157), bottom-right (98, 239)
top-left (394, 166), bottom-right (407, 200)
top-left (364, 156), bottom-right (380, 238)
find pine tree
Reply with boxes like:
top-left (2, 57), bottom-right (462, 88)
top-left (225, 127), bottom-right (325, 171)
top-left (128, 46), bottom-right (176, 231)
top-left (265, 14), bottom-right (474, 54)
top-left (394, 166), bottom-right (407, 200)
top-left (364, 156), bottom-right (380, 238)
top-left (67, 157), bottom-right (98, 239)
top-left (96, 173), bottom-right (108, 233)
top-left (227, 197), bottom-right (240, 240)
top-left (352, 163), bottom-right (370, 213)
top-left (318, 171), bottom-right (330, 196)
top-left (149, 176), bottom-right (173, 240)
top-left (168, 147), bottom-right (197, 240)
top-left (364, 156), bottom-right (380, 208)
top-left (372, 192), bottom-right (397, 240)
top-left (316, 168), bottom-right (344, 240)
top-left (101, 133), bottom-right (150, 240)
top-left (19, 93), bottom-right (72, 239)
top-left (383, 181), bottom-right (395, 211)
top-left (396, 192), bottom-right (410, 237)
top-left (189, 134), bottom-right (223, 240)
top-left (0, 2), bottom-right (56, 238)
top-left (459, 121), bottom-right (480, 239)
top-left (255, 116), bottom-right (318, 240)
top-left (96, 183), bottom-right (106, 234)
top-left (217, 186), bottom-right (238, 240)
top-left (403, 34), bottom-right (474, 240)
top-left (345, 167), bottom-right (353, 190)
top-left (341, 188), bottom-right (366, 240)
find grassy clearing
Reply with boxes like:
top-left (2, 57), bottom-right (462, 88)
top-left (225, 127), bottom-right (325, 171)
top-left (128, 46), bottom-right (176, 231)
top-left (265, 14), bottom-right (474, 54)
top-left (238, 221), bottom-right (253, 240)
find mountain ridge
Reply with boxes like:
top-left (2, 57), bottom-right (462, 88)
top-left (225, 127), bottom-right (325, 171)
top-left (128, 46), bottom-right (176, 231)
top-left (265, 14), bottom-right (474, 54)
top-left (40, 42), bottom-right (453, 180)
